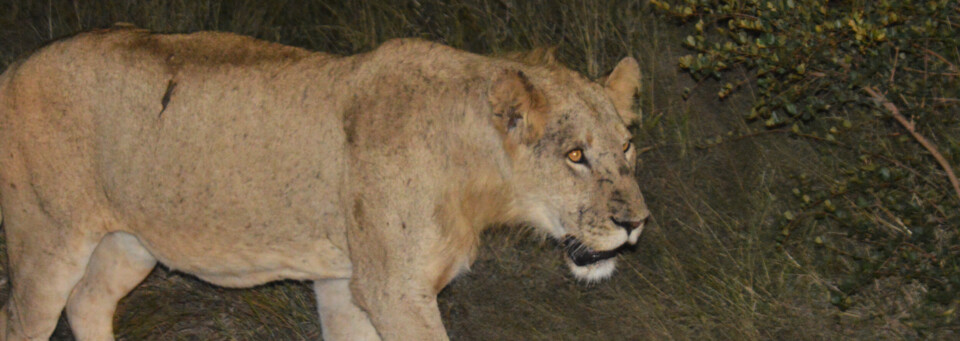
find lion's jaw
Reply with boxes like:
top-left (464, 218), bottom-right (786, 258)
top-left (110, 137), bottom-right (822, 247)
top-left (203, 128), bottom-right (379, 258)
top-left (567, 257), bottom-right (618, 282)
top-left (518, 194), bottom-right (642, 282)
top-left (512, 143), bottom-right (648, 282)
top-left (559, 215), bottom-right (644, 282)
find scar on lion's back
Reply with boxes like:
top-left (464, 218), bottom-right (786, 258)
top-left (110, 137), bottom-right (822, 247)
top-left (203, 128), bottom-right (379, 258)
top-left (118, 30), bottom-right (314, 67)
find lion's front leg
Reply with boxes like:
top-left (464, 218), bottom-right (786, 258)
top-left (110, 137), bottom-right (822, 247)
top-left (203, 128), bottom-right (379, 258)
top-left (313, 278), bottom-right (380, 341)
top-left (348, 272), bottom-right (448, 341)
top-left (345, 197), bottom-right (451, 340)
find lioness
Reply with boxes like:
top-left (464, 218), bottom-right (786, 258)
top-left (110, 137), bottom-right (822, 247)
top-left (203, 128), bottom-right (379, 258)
top-left (0, 26), bottom-right (649, 340)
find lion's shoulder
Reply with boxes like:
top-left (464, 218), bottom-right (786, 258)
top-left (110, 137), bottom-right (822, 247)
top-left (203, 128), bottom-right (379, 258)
top-left (366, 38), bottom-right (479, 67)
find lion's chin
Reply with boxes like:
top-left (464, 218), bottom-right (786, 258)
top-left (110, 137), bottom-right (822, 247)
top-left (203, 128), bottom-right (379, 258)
top-left (566, 257), bottom-right (617, 282)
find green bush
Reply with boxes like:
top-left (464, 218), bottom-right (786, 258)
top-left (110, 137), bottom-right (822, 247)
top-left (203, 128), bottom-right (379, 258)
top-left (654, 0), bottom-right (959, 333)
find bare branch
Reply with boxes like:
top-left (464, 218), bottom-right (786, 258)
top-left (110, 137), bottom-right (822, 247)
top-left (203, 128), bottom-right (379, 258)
top-left (864, 86), bottom-right (960, 203)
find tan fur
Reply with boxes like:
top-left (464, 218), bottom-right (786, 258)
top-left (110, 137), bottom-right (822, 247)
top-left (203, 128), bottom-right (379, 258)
top-left (0, 27), bottom-right (648, 340)
top-left (604, 57), bottom-right (643, 125)
top-left (489, 69), bottom-right (549, 145)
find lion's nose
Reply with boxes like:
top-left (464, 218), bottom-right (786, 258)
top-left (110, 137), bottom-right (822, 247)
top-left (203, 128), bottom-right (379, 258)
top-left (611, 209), bottom-right (650, 231)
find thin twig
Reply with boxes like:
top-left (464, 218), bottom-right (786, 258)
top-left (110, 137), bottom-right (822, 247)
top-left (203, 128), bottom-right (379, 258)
top-left (863, 86), bottom-right (960, 204)
top-left (917, 45), bottom-right (958, 73)
top-left (47, 0), bottom-right (53, 40)
top-left (889, 46), bottom-right (899, 85)
top-left (901, 66), bottom-right (960, 77)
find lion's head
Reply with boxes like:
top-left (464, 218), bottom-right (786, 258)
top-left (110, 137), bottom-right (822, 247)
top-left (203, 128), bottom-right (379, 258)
top-left (489, 55), bottom-right (650, 281)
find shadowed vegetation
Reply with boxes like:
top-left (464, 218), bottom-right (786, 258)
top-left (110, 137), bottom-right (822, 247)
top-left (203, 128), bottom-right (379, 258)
top-left (0, 0), bottom-right (955, 339)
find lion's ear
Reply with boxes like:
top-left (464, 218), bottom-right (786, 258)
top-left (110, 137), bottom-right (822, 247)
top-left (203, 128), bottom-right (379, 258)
top-left (604, 57), bottom-right (641, 126)
top-left (489, 70), bottom-right (548, 144)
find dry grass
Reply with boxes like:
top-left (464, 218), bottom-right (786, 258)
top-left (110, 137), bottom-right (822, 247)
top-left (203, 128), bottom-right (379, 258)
top-left (0, 0), bottom-right (938, 340)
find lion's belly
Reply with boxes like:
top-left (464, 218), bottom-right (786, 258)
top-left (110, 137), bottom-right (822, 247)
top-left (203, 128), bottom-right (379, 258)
top-left (93, 67), bottom-right (354, 287)
top-left (109, 172), bottom-right (354, 286)
top-left (101, 142), bottom-right (353, 286)
top-left (107, 172), bottom-right (355, 286)
top-left (133, 226), bottom-right (354, 287)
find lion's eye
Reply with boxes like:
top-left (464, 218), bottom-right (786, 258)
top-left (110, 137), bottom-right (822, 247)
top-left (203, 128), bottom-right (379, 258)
top-left (567, 149), bottom-right (585, 164)
top-left (623, 142), bottom-right (631, 153)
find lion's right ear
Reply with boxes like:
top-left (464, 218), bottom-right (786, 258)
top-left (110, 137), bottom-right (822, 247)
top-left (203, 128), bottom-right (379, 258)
top-left (489, 70), bottom-right (549, 144)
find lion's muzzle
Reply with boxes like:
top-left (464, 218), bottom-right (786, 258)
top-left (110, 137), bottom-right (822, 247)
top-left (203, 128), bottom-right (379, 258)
top-left (612, 213), bottom-right (649, 245)
top-left (562, 236), bottom-right (626, 266)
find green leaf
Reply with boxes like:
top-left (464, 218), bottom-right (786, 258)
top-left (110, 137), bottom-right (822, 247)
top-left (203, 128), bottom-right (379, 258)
top-left (679, 54), bottom-right (695, 69)
top-left (785, 103), bottom-right (798, 116)
top-left (764, 111), bottom-right (784, 128)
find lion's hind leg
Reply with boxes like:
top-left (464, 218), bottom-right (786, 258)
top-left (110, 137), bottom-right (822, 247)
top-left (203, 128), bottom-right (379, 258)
top-left (0, 202), bottom-right (99, 341)
top-left (66, 232), bottom-right (156, 341)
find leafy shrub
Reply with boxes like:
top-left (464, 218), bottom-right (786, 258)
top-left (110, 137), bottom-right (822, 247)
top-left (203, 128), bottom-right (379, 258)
top-left (653, 0), bottom-right (959, 333)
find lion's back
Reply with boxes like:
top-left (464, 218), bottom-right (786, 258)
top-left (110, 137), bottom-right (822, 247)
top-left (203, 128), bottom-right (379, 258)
top-left (0, 29), bottom-right (355, 283)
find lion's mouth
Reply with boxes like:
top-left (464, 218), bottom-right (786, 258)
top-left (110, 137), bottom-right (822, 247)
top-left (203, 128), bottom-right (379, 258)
top-left (562, 236), bottom-right (624, 266)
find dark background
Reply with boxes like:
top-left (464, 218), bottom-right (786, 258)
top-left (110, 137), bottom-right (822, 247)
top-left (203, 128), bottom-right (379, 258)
top-left (0, 1), bottom-right (950, 339)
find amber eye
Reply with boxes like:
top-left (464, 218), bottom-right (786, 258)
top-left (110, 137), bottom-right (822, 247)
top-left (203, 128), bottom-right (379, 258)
top-left (567, 149), bottom-right (585, 163)
top-left (623, 142), bottom-right (631, 153)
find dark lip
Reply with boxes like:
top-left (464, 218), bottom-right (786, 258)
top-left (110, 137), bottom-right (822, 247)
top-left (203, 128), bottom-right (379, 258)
top-left (562, 236), bottom-right (627, 266)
